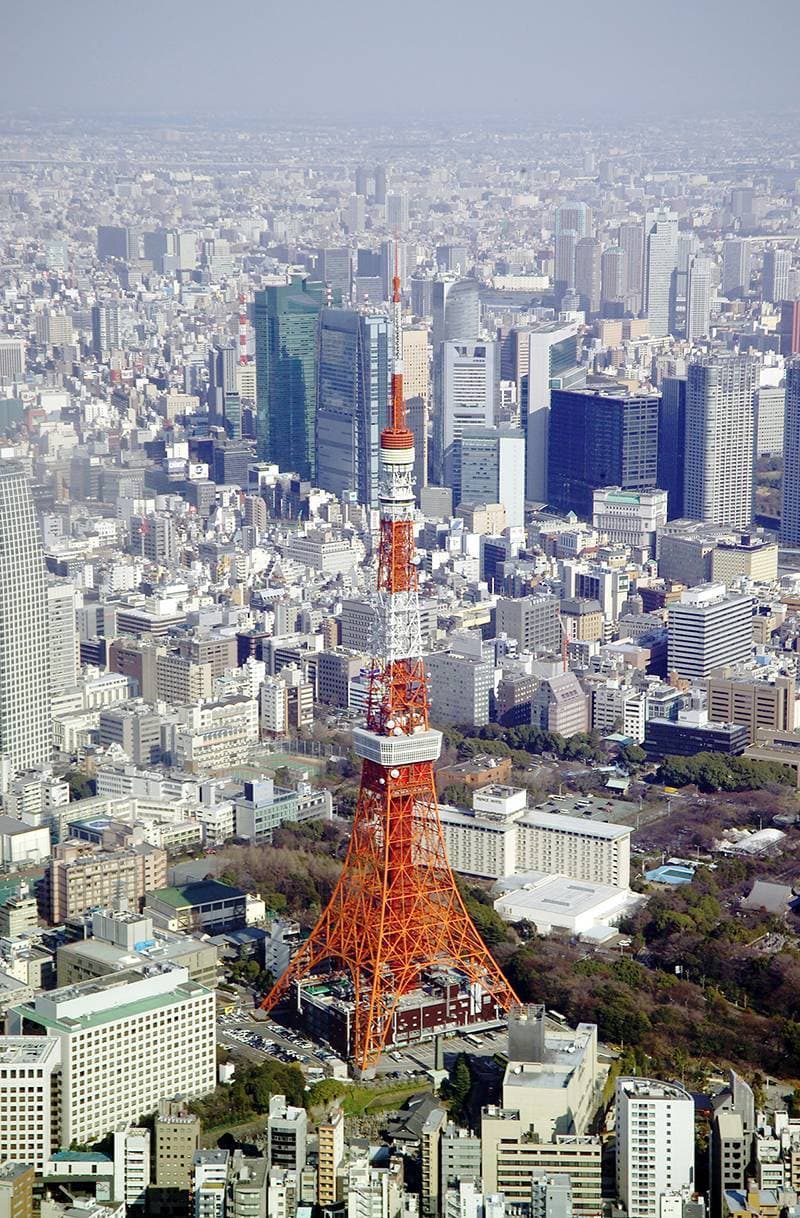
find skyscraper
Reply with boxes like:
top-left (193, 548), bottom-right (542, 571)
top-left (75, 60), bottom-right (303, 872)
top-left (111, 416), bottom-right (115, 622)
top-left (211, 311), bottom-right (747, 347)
top-left (618, 221), bottom-right (645, 313)
top-left (547, 388), bottom-right (659, 518)
top-left (644, 210), bottom-right (678, 338)
top-left (553, 231), bottom-right (578, 302)
top-left (208, 343), bottom-right (238, 420)
top-left (575, 237), bottom-right (601, 315)
top-left (91, 303), bottom-right (120, 358)
top-left (442, 341), bottom-right (498, 488)
top-left (373, 164), bottom-right (387, 206)
top-left (458, 427), bottom-right (526, 528)
top-left (431, 278), bottom-right (481, 481)
top-left (47, 581), bottom-right (80, 694)
top-left (600, 246), bottom-right (627, 315)
top-left (763, 248), bottom-right (791, 304)
top-left (683, 355), bottom-right (758, 528)
top-left (254, 276), bottom-right (324, 480)
top-left (346, 193), bottom-right (366, 234)
top-left (781, 359), bottom-right (800, 545)
top-left (779, 299), bottom-right (800, 358)
top-left (554, 203), bottom-right (591, 237)
top-left (386, 192), bottom-right (409, 231)
top-left (0, 463), bottom-right (51, 773)
top-left (685, 255), bottom-right (714, 342)
top-left (316, 248), bottom-right (352, 303)
top-left (523, 321), bottom-right (583, 503)
top-left (316, 309), bottom-right (390, 509)
top-left (722, 239), bottom-right (751, 298)
top-left (658, 377), bottom-right (687, 519)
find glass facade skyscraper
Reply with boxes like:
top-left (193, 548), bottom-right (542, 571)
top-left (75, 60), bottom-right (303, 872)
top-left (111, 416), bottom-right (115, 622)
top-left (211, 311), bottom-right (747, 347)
top-left (315, 309), bottom-right (390, 509)
top-left (254, 276), bottom-right (324, 480)
top-left (658, 376), bottom-right (687, 520)
top-left (547, 389), bottom-right (659, 518)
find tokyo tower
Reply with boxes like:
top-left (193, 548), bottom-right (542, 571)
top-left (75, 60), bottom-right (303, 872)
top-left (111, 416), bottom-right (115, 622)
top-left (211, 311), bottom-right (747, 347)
top-left (261, 268), bottom-right (518, 1070)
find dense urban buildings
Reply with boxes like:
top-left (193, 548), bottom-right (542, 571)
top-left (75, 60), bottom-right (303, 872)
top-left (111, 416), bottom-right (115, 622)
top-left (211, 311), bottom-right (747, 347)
top-left (2, 79), bottom-right (800, 1217)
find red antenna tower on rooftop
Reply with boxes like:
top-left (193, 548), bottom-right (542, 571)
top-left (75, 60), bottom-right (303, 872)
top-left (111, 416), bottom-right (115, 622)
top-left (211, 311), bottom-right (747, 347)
top-left (261, 253), bottom-right (518, 1070)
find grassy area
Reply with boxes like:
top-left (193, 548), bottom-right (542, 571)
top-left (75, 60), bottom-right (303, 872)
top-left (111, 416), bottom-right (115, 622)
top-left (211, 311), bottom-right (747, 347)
top-left (199, 1116), bottom-right (266, 1148)
top-left (339, 1081), bottom-right (426, 1117)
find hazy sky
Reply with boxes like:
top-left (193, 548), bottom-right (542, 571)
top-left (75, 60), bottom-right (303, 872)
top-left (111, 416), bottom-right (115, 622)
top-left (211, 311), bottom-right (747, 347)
top-left (4, 0), bottom-right (800, 122)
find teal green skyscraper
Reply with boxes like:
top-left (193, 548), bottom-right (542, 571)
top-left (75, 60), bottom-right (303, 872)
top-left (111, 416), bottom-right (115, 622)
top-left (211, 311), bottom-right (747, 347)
top-left (254, 276), bottom-right (324, 479)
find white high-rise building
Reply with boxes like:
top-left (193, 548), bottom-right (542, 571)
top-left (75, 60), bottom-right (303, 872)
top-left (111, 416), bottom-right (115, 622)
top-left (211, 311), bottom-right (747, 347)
top-left (114, 1125), bottom-right (152, 1209)
top-left (7, 964), bottom-right (215, 1145)
top-left (194, 1150), bottom-right (230, 1218)
top-left (524, 321), bottom-right (581, 503)
top-left (667, 584), bottom-right (754, 681)
top-left (0, 1038), bottom-right (61, 1170)
top-left (683, 355), bottom-right (757, 528)
top-left (781, 361), bottom-right (800, 546)
top-left (686, 255), bottom-right (714, 342)
top-left (722, 239), bottom-right (751, 298)
top-left (644, 210), bottom-right (678, 338)
top-left (615, 1078), bottom-right (695, 1218)
top-left (442, 340), bottom-right (498, 486)
top-left (0, 339), bottom-right (26, 381)
top-left (47, 581), bottom-right (81, 693)
top-left (763, 248), bottom-right (791, 304)
top-left (431, 277), bottom-right (481, 481)
top-left (458, 426), bottom-right (526, 528)
top-left (0, 463), bottom-right (52, 774)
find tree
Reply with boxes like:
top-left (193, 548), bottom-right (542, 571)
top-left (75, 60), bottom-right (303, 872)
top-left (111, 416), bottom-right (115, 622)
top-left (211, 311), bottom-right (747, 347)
top-left (444, 1053), bottom-right (472, 1122)
top-left (65, 770), bottom-right (95, 801)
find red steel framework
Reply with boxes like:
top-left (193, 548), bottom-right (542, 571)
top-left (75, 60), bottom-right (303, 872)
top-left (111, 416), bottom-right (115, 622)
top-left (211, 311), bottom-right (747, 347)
top-left (261, 270), bottom-right (518, 1070)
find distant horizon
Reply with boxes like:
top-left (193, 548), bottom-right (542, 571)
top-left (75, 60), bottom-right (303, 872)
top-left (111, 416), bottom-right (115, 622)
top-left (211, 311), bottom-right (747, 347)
top-left (6, 0), bottom-right (800, 123)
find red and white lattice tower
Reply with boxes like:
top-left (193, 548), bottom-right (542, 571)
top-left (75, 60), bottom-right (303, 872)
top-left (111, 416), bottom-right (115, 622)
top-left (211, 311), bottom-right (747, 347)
top-left (261, 266), bottom-right (518, 1070)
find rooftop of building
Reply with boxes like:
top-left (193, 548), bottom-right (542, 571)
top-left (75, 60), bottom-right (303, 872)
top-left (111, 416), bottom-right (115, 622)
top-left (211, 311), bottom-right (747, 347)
top-left (14, 968), bottom-right (210, 1034)
top-left (519, 803), bottom-right (633, 838)
top-left (617, 1076), bottom-right (693, 1102)
top-left (494, 872), bottom-right (629, 917)
top-left (51, 1150), bottom-right (113, 1164)
top-left (147, 880), bottom-right (246, 908)
top-left (0, 1162), bottom-right (33, 1181)
top-left (0, 1036), bottom-right (61, 1066)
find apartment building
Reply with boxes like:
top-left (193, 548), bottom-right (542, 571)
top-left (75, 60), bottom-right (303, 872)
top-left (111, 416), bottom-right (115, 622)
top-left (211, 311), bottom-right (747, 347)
top-left (155, 1098), bottom-right (201, 1189)
top-left (317, 1106), bottom-right (345, 1207)
top-left (48, 840), bottom-right (167, 922)
top-left (616, 1078), bottom-right (695, 1218)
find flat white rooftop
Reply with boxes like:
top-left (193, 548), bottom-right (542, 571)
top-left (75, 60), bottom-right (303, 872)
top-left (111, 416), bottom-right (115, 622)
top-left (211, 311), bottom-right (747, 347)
top-left (0, 1036), bottom-right (60, 1066)
top-left (518, 808), bottom-right (632, 840)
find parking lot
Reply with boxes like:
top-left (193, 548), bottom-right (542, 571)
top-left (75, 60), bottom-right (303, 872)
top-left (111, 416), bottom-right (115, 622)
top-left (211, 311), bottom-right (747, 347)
top-left (217, 1008), bottom-right (510, 1081)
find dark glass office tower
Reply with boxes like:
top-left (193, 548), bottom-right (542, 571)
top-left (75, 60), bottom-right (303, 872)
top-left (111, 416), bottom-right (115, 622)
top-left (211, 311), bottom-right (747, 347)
top-left (547, 388), bottom-right (659, 518)
top-left (658, 376), bottom-right (687, 519)
top-left (254, 276), bottom-right (324, 479)
top-left (315, 309), bottom-right (390, 509)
